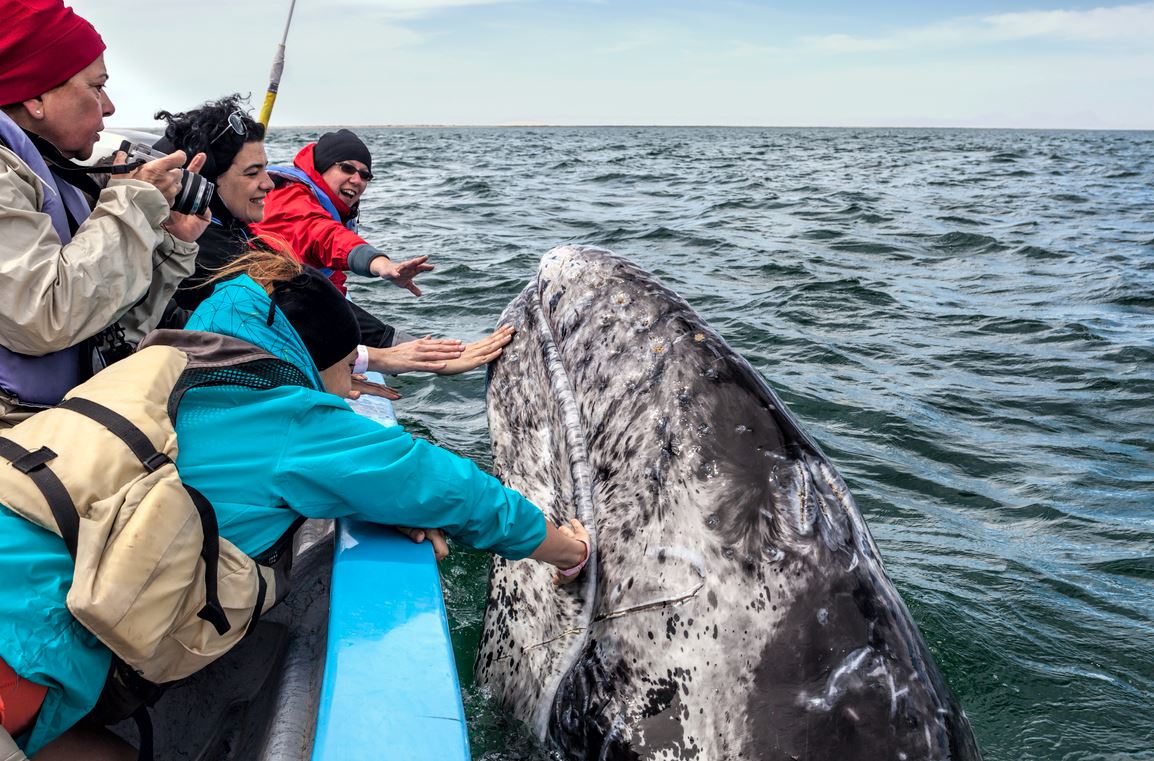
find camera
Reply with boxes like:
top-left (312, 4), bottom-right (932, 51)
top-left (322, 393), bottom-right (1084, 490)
top-left (119, 140), bottom-right (214, 216)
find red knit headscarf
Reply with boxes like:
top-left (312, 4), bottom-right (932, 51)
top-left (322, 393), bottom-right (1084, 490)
top-left (0, 0), bottom-right (106, 105)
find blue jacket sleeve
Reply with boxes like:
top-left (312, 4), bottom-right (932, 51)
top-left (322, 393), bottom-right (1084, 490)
top-left (275, 400), bottom-right (547, 560)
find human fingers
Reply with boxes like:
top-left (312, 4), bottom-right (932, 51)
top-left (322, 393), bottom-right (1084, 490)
top-left (136, 162), bottom-right (183, 204)
top-left (411, 347), bottom-right (463, 362)
top-left (404, 339), bottom-right (463, 361)
top-left (149, 150), bottom-right (188, 170)
top-left (416, 337), bottom-right (466, 350)
top-left (468, 346), bottom-right (505, 367)
top-left (395, 526), bottom-right (425, 543)
top-left (186, 152), bottom-right (207, 174)
top-left (426, 528), bottom-right (450, 560)
top-left (403, 280), bottom-right (422, 297)
top-left (352, 376), bottom-right (402, 400)
top-left (398, 337), bottom-right (455, 350)
top-left (161, 210), bottom-right (211, 243)
top-left (568, 518), bottom-right (590, 546)
top-left (467, 331), bottom-right (513, 354)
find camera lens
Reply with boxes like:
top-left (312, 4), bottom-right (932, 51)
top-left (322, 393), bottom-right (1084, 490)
top-left (171, 171), bottom-right (214, 216)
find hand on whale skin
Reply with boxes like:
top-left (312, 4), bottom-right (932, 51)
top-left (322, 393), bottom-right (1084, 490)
top-left (538, 518), bottom-right (591, 587)
top-left (395, 526), bottom-right (450, 559)
top-left (434, 325), bottom-right (515, 375)
top-left (368, 337), bottom-right (465, 374)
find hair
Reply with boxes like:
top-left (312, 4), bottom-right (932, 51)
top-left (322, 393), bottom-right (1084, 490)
top-left (206, 237), bottom-right (302, 292)
top-left (154, 94), bottom-right (265, 179)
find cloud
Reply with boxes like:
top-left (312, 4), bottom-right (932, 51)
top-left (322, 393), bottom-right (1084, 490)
top-left (982, 4), bottom-right (1154, 42)
top-left (328, 0), bottom-right (523, 21)
top-left (799, 2), bottom-right (1154, 54)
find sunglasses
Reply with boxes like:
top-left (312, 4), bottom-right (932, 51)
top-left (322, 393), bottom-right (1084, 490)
top-left (336, 161), bottom-right (374, 182)
top-left (208, 110), bottom-right (248, 145)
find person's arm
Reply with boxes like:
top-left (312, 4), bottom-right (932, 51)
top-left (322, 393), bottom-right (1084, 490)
top-left (0, 154), bottom-right (172, 354)
top-left (399, 517), bottom-right (590, 585)
top-left (276, 401), bottom-right (559, 560)
top-left (120, 225), bottom-right (201, 344)
top-left (254, 183), bottom-right (367, 272)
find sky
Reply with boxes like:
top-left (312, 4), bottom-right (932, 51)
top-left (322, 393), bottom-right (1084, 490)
top-left (69, 0), bottom-right (1154, 129)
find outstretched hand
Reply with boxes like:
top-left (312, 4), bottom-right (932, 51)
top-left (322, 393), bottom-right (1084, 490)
top-left (347, 374), bottom-right (401, 401)
top-left (368, 337), bottom-right (465, 375)
top-left (435, 324), bottom-right (516, 375)
top-left (369, 255), bottom-right (435, 297)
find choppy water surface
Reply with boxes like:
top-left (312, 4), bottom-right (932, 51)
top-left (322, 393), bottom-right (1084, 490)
top-left (268, 127), bottom-right (1154, 761)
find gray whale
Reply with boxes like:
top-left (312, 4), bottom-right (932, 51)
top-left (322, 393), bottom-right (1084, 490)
top-left (476, 245), bottom-right (981, 761)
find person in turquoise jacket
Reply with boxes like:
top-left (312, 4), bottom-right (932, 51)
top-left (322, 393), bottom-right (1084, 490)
top-left (0, 250), bottom-right (590, 759)
top-left (176, 252), bottom-right (590, 567)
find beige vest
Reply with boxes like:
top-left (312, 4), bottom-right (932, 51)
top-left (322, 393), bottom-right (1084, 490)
top-left (0, 331), bottom-right (307, 684)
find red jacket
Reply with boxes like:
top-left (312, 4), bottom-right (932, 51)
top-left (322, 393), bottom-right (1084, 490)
top-left (251, 143), bottom-right (365, 293)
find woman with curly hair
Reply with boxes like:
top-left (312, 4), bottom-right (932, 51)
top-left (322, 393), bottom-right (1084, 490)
top-left (157, 96), bottom-right (512, 379)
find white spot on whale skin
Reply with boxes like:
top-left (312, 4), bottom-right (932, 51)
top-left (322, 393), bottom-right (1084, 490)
top-left (645, 545), bottom-right (707, 577)
top-left (801, 646), bottom-right (874, 712)
top-left (817, 607), bottom-right (829, 625)
top-left (611, 291), bottom-right (632, 307)
top-left (735, 424), bottom-right (749, 434)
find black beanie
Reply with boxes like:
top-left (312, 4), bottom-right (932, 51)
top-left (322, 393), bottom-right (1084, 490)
top-left (313, 129), bottom-right (372, 174)
top-left (269, 267), bottom-right (361, 372)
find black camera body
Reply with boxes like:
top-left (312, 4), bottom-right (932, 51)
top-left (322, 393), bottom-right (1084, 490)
top-left (119, 140), bottom-right (214, 217)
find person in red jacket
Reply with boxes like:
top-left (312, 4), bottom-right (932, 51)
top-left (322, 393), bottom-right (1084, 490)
top-left (253, 130), bottom-right (514, 374)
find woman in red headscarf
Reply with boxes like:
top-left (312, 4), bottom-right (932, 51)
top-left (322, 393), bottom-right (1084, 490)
top-left (0, 0), bottom-right (211, 430)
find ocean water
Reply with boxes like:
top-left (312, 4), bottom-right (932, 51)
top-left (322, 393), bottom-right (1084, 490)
top-left (267, 127), bottom-right (1154, 761)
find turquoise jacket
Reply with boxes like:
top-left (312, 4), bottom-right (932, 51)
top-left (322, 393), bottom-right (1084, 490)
top-left (176, 275), bottom-right (548, 560)
top-left (0, 274), bottom-right (546, 753)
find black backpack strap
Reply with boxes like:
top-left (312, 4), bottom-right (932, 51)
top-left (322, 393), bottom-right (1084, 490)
top-left (0, 438), bottom-right (79, 558)
top-left (131, 705), bottom-right (155, 761)
top-left (247, 564), bottom-right (269, 636)
top-left (56, 399), bottom-right (231, 636)
top-left (56, 398), bottom-right (171, 472)
top-left (183, 484), bottom-right (230, 636)
top-left (89, 658), bottom-right (164, 761)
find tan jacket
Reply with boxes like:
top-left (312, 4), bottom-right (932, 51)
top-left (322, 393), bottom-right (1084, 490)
top-left (0, 144), bottom-right (197, 427)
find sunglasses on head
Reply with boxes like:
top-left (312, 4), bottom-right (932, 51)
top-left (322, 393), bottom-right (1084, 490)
top-left (336, 161), bottom-right (373, 182)
top-left (208, 110), bottom-right (248, 145)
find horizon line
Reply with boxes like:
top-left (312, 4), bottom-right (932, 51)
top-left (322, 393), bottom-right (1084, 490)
top-left (116, 122), bottom-right (1154, 133)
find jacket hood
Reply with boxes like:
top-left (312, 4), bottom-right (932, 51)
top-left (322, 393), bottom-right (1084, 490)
top-left (292, 142), bottom-right (353, 219)
top-left (184, 274), bottom-right (326, 391)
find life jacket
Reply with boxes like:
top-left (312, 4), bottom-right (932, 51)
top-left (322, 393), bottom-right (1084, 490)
top-left (0, 112), bottom-right (90, 408)
top-left (266, 164), bottom-right (357, 279)
top-left (0, 330), bottom-right (310, 707)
